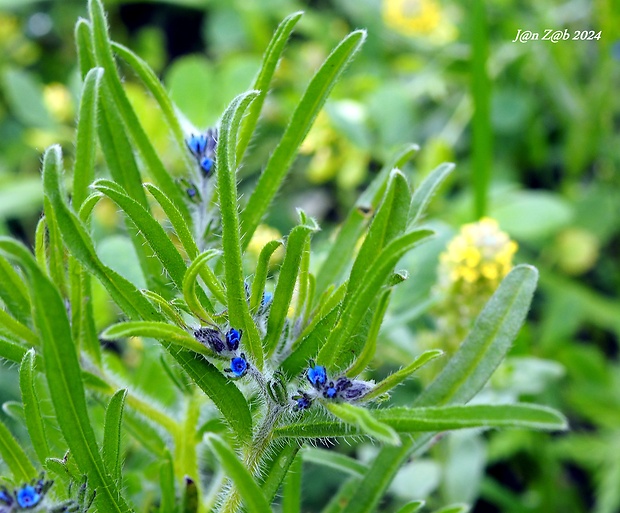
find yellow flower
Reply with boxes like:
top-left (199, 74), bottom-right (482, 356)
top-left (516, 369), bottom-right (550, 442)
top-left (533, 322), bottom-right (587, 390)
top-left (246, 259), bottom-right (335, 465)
top-left (383, 0), bottom-right (442, 36)
top-left (246, 225), bottom-right (284, 264)
top-left (432, 218), bottom-right (518, 352)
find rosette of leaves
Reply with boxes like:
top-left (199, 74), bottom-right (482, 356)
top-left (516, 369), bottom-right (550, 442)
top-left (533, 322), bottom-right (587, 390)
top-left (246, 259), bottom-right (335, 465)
top-left (0, 1), bottom-right (566, 512)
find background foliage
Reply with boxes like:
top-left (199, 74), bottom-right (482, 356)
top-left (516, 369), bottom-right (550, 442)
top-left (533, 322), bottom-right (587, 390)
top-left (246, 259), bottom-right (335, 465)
top-left (0, 0), bottom-right (618, 512)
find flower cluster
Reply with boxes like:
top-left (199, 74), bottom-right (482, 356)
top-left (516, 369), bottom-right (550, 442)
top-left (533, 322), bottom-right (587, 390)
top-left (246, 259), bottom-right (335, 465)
top-left (194, 327), bottom-right (249, 378)
top-left (0, 474), bottom-right (93, 513)
top-left (431, 217), bottom-right (518, 352)
top-left (182, 129), bottom-right (218, 204)
top-left (292, 362), bottom-right (374, 411)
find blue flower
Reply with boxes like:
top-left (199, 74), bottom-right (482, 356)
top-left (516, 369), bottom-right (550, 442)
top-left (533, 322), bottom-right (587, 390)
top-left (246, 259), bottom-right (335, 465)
top-left (17, 484), bottom-right (41, 508)
top-left (200, 157), bottom-right (214, 176)
top-left (227, 353), bottom-right (248, 378)
top-left (194, 327), bottom-right (226, 354)
top-left (186, 133), bottom-right (208, 157)
top-left (306, 362), bottom-right (327, 389)
top-left (225, 328), bottom-right (242, 351)
top-left (292, 391), bottom-right (313, 411)
top-left (0, 488), bottom-right (12, 506)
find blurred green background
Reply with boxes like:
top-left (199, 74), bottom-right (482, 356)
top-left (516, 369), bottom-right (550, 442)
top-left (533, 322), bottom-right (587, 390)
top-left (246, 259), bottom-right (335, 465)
top-left (0, 0), bottom-right (619, 512)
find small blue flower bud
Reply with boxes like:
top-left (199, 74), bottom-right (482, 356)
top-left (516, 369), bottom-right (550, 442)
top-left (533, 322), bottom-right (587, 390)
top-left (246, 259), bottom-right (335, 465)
top-left (194, 327), bottom-right (226, 353)
top-left (17, 485), bottom-right (41, 508)
top-left (186, 133), bottom-right (208, 156)
top-left (323, 382), bottom-right (338, 399)
top-left (200, 157), bottom-right (214, 176)
top-left (292, 391), bottom-right (312, 411)
top-left (0, 488), bottom-right (13, 505)
top-left (340, 380), bottom-right (373, 401)
top-left (225, 328), bottom-right (242, 351)
top-left (307, 362), bottom-right (327, 389)
top-left (227, 353), bottom-right (248, 378)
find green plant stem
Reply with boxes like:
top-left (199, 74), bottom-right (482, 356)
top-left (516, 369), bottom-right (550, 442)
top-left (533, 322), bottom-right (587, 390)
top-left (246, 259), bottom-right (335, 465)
top-left (220, 403), bottom-right (283, 513)
top-left (177, 392), bottom-right (201, 488)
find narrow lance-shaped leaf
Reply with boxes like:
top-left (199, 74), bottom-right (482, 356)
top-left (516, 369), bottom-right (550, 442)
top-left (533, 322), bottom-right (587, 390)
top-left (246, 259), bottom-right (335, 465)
top-left (264, 218), bottom-right (318, 358)
top-left (416, 265), bottom-right (539, 407)
top-left (93, 179), bottom-right (189, 292)
top-left (42, 145), bottom-right (159, 321)
top-left (240, 29), bottom-right (367, 248)
top-left (183, 250), bottom-right (224, 320)
top-left (314, 143), bottom-right (419, 300)
top-left (102, 322), bottom-right (213, 358)
top-left (102, 389), bottom-right (127, 484)
top-left (302, 448), bottom-right (368, 477)
top-left (338, 265), bottom-right (540, 513)
top-left (19, 349), bottom-right (50, 463)
top-left (0, 253), bottom-right (31, 324)
top-left (282, 452), bottom-right (303, 513)
top-left (43, 197), bottom-right (68, 296)
top-left (0, 417), bottom-right (37, 483)
top-left (345, 289), bottom-right (392, 377)
top-left (362, 349), bottom-right (444, 400)
top-left (88, 0), bottom-right (190, 219)
top-left (0, 307), bottom-right (37, 345)
top-left (204, 434), bottom-right (272, 513)
top-left (318, 229), bottom-right (433, 369)
top-left (408, 162), bottom-right (455, 227)
top-left (0, 237), bottom-right (132, 513)
top-left (73, 67), bottom-right (103, 208)
top-left (258, 443), bottom-right (301, 505)
top-left (325, 403), bottom-right (400, 446)
top-left (345, 170), bottom-right (411, 309)
top-left (217, 91), bottom-right (264, 369)
top-left (250, 240), bottom-right (282, 311)
top-left (111, 41), bottom-right (196, 172)
top-left (236, 11), bottom-right (303, 163)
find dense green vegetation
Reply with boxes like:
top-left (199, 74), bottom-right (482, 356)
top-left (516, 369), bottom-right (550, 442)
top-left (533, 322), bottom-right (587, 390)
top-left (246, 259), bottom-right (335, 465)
top-left (0, 0), bottom-right (617, 512)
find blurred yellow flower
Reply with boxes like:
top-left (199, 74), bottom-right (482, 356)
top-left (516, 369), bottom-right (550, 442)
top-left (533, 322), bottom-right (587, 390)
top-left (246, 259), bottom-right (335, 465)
top-left (383, 0), bottom-right (441, 36)
top-left (247, 225), bottom-right (284, 264)
top-left (43, 82), bottom-right (74, 122)
top-left (432, 218), bottom-right (518, 352)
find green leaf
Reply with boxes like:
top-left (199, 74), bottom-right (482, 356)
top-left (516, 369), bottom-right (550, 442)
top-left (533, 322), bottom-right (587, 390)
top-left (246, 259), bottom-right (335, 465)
top-left (337, 264), bottom-right (540, 513)
top-left (217, 91), bottom-right (264, 370)
top-left (43, 197), bottom-right (68, 296)
top-left (0, 307), bottom-right (37, 345)
top-left (362, 349), bottom-right (444, 400)
top-left (258, 443), bottom-right (301, 505)
top-left (0, 337), bottom-right (29, 364)
top-left (318, 229), bottom-right (434, 369)
top-left (102, 321), bottom-right (212, 357)
top-left (159, 450), bottom-right (176, 513)
top-left (88, 0), bottom-right (190, 220)
top-left (282, 452), bottom-right (303, 513)
top-left (93, 179), bottom-right (189, 292)
top-left (145, 183), bottom-right (199, 260)
top-left (264, 218), bottom-right (318, 358)
top-left (249, 240), bottom-right (283, 311)
top-left (182, 250), bottom-right (222, 321)
top-left (236, 11), bottom-right (303, 163)
top-left (279, 303), bottom-right (341, 379)
top-left (240, 29), bottom-right (366, 247)
top-left (431, 504), bottom-right (470, 513)
top-left (395, 502), bottom-right (425, 513)
top-left (19, 349), bottom-right (50, 463)
top-left (42, 145), bottom-right (159, 321)
top-left (373, 404), bottom-right (567, 432)
top-left (346, 170), bottom-right (410, 308)
top-left (102, 389), bottom-right (127, 484)
top-left (0, 254), bottom-right (31, 323)
top-left (408, 162), bottom-right (455, 228)
top-left (302, 448), bottom-right (368, 477)
top-left (345, 289), bottom-right (392, 377)
top-left (111, 41), bottom-right (196, 172)
top-left (0, 238), bottom-right (132, 512)
top-left (73, 67), bottom-right (103, 208)
top-left (0, 416), bottom-right (37, 482)
top-left (325, 403), bottom-right (400, 446)
top-left (416, 264), bottom-right (539, 407)
top-left (204, 434), bottom-right (272, 513)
